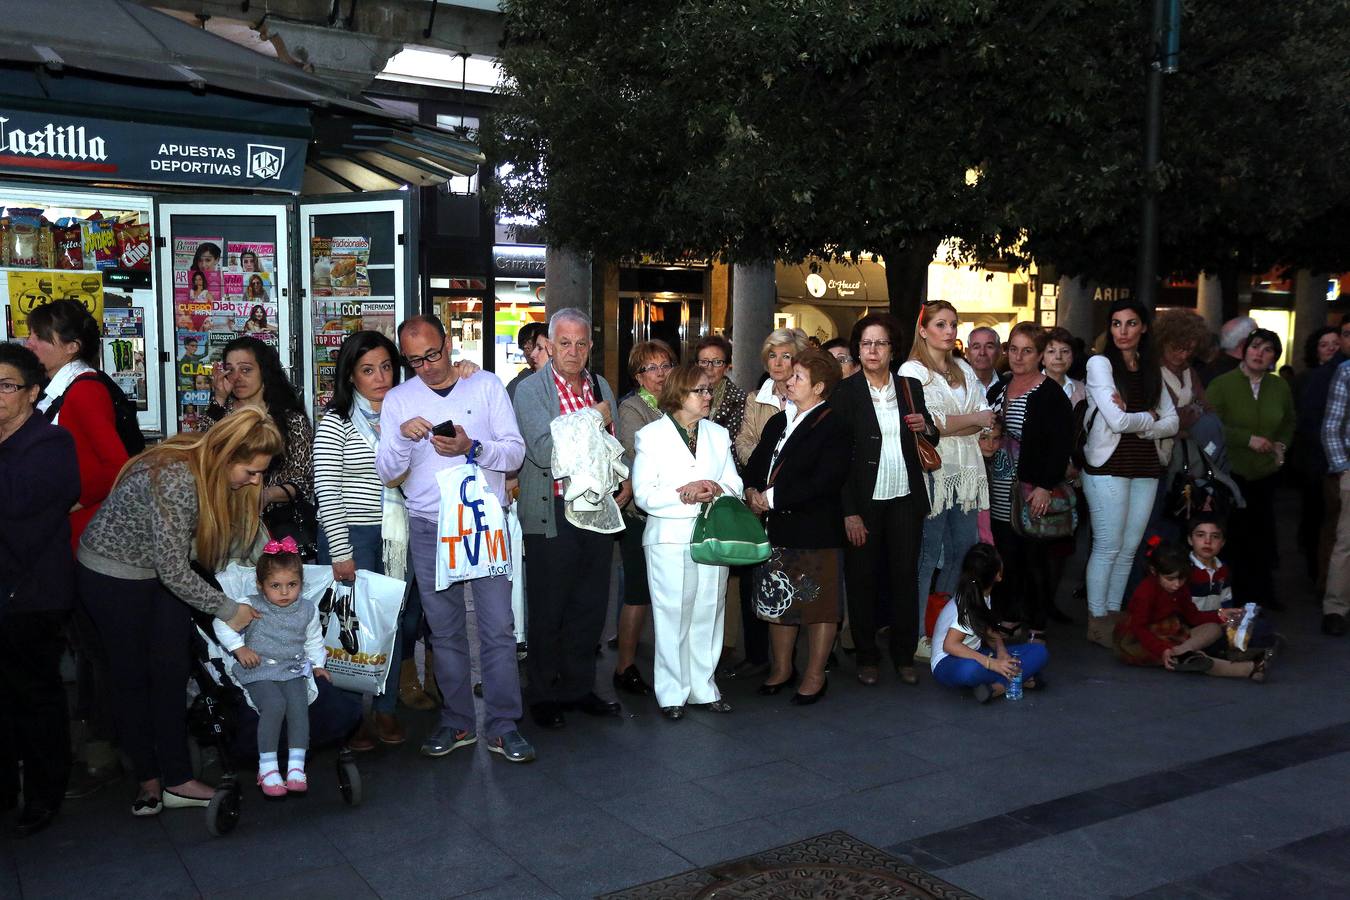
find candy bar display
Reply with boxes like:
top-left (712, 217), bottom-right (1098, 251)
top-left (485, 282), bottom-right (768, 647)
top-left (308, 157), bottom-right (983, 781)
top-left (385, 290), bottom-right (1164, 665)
top-left (0, 206), bottom-right (150, 273)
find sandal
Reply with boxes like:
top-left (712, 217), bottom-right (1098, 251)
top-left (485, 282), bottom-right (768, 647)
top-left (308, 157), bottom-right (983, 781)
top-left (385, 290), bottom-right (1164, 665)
top-left (1249, 649), bottom-right (1275, 683)
top-left (257, 769), bottom-right (287, 799)
top-left (284, 768), bottom-right (308, 794)
top-left (1172, 651), bottom-right (1214, 674)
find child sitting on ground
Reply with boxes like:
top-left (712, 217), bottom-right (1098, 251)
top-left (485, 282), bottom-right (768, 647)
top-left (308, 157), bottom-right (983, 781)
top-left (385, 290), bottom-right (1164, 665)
top-left (1186, 513), bottom-right (1233, 611)
top-left (213, 537), bottom-right (329, 797)
top-left (1114, 541), bottom-right (1273, 681)
top-left (930, 544), bottom-right (1048, 703)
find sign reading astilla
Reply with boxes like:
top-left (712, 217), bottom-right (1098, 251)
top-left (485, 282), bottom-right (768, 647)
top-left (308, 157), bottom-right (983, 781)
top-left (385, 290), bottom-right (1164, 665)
top-left (0, 111), bottom-right (308, 193)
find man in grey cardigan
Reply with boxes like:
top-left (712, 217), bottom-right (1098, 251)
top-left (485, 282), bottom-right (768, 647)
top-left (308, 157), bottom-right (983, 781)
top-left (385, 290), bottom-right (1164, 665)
top-left (514, 308), bottom-right (629, 729)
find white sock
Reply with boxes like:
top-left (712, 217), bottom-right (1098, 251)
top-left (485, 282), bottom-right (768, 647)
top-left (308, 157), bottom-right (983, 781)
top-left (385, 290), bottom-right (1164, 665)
top-left (259, 752), bottom-right (282, 786)
top-left (287, 748), bottom-right (307, 775)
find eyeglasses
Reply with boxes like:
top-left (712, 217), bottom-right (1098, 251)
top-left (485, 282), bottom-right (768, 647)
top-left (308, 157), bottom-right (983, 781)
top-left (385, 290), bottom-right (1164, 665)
top-left (402, 344), bottom-right (445, 369)
top-left (697, 358), bottom-right (728, 369)
top-left (0, 381), bottom-right (29, 394)
top-left (637, 362), bottom-right (674, 374)
top-left (830, 353), bottom-right (855, 364)
top-left (688, 387), bottom-right (713, 396)
top-left (859, 340), bottom-right (892, 350)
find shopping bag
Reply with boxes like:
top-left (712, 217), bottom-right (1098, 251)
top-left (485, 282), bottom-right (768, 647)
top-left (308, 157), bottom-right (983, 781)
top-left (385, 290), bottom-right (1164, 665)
top-left (690, 495), bottom-right (771, 566)
top-left (317, 570), bottom-right (407, 695)
top-left (435, 462), bottom-right (512, 590)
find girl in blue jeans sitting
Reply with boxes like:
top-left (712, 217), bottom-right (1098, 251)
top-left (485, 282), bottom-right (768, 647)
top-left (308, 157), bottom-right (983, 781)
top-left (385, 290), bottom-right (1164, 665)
top-left (930, 544), bottom-right (1048, 703)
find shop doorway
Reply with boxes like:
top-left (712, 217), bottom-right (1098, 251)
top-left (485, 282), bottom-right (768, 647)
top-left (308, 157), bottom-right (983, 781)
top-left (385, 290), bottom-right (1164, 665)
top-left (617, 294), bottom-right (705, 394)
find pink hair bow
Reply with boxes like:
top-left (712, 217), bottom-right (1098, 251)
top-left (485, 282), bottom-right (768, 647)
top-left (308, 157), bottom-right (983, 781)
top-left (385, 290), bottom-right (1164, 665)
top-left (263, 536), bottom-right (300, 555)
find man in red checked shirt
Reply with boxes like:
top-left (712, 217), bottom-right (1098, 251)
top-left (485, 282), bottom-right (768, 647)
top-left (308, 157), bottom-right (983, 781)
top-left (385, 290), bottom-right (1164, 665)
top-left (513, 308), bottom-right (631, 730)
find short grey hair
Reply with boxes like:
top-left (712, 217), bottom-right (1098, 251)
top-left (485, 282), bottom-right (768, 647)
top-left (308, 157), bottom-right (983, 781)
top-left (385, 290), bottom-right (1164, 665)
top-left (759, 327), bottom-right (807, 368)
top-left (1218, 316), bottom-right (1257, 351)
top-left (549, 307), bottom-right (592, 341)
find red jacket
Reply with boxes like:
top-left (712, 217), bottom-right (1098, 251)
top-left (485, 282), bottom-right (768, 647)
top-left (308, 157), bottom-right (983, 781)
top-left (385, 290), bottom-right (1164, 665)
top-left (1116, 574), bottom-right (1221, 659)
top-left (54, 375), bottom-right (129, 549)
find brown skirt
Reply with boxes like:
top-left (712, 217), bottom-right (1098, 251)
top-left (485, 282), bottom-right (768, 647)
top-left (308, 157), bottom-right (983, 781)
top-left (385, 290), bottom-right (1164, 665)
top-left (755, 547), bottom-right (844, 626)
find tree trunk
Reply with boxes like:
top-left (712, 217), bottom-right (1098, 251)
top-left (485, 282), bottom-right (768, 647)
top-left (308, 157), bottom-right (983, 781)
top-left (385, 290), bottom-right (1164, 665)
top-left (881, 236), bottom-right (940, 332)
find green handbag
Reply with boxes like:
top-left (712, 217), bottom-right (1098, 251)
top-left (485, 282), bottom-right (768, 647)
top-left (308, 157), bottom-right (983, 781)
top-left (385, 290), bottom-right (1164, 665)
top-left (689, 495), bottom-right (772, 566)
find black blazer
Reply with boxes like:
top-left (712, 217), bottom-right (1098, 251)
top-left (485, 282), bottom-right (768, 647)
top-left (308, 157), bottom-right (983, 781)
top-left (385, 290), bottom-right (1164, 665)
top-left (744, 403), bottom-right (850, 549)
top-left (830, 370), bottom-right (939, 518)
top-left (0, 413), bottom-right (80, 613)
top-left (987, 377), bottom-right (1074, 490)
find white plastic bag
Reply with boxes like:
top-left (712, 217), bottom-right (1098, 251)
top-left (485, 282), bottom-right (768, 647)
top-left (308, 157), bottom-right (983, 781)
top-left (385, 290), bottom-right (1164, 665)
top-left (435, 462), bottom-right (512, 590)
top-left (507, 500), bottom-right (526, 645)
top-left (318, 570), bottom-right (407, 695)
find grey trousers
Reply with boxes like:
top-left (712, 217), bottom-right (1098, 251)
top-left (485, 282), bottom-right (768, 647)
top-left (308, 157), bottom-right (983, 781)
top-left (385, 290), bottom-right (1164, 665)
top-left (245, 678), bottom-right (310, 755)
top-left (409, 516), bottom-right (523, 738)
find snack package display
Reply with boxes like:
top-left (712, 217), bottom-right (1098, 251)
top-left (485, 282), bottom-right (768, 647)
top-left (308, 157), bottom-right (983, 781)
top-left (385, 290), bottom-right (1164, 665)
top-left (0, 217), bottom-right (10, 267)
top-left (81, 218), bottom-right (119, 271)
top-left (55, 224), bottom-right (84, 270)
top-left (8, 208), bottom-right (43, 268)
top-left (114, 222), bottom-right (152, 270)
top-left (36, 224), bottom-right (54, 269)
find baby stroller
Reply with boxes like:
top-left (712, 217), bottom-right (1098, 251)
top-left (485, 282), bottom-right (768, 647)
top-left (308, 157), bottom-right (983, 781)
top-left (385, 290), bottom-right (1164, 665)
top-left (187, 609), bottom-right (364, 837)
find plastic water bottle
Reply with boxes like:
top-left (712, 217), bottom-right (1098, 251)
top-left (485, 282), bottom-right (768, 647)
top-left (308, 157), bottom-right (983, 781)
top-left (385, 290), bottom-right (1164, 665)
top-left (1005, 648), bottom-right (1024, 701)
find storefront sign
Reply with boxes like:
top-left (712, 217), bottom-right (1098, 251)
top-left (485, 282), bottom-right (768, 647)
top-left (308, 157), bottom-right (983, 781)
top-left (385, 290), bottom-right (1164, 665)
top-left (0, 111), bottom-right (307, 192)
top-left (805, 270), bottom-right (865, 300)
top-left (493, 245), bottom-right (546, 279)
top-left (6, 269), bottom-right (103, 337)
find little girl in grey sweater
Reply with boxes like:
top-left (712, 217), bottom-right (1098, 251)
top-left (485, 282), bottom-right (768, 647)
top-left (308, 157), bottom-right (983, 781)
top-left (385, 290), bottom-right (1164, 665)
top-left (213, 539), bottom-right (328, 797)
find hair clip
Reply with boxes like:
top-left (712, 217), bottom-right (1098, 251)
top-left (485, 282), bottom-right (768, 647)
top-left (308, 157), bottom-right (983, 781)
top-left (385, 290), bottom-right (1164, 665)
top-left (263, 536), bottom-right (299, 555)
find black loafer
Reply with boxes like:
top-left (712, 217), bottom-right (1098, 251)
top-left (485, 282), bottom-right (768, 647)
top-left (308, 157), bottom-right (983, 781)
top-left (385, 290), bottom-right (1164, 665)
top-left (612, 665), bottom-right (651, 697)
top-left (569, 692), bottom-right (622, 717)
top-left (660, 705), bottom-right (685, 720)
top-left (529, 701), bottom-right (566, 730)
top-left (1323, 613), bottom-right (1347, 637)
top-left (12, 806), bottom-right (57, 838)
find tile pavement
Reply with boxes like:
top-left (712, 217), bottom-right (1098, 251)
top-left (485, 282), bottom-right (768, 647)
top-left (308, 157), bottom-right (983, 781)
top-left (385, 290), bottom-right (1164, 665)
top-left (6, 497), bottom-right (1350, 899)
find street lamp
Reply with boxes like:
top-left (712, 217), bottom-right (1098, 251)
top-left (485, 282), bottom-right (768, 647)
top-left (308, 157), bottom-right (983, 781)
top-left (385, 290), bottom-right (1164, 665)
top-left (1135, 0), bottom-right (1182, 309)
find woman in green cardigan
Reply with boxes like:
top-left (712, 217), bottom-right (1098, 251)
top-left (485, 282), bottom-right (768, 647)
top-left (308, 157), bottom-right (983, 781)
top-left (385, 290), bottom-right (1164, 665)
top-left (1208, 328), bottom-right (1295, 605)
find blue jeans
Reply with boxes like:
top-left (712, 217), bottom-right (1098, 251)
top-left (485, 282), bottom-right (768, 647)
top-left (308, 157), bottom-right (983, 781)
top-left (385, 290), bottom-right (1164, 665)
top-left (1081, 473), bottom-right (1159, 616)
top-left (317, 524), bottom-right (421, 714)
top-left (931, 642), bottom-right (1048, 689)
top-left (916, 506), bottom-right (980, 629)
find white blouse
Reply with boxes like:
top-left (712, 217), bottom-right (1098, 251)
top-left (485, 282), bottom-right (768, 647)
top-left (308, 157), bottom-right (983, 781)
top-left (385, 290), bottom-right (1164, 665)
top-left (869, 379), bottom-right (910, 500)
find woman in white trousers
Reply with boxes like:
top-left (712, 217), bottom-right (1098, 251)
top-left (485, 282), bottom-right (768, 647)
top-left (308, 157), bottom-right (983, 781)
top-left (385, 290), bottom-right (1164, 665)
top-left (632, 361), bottom-right (743, 720)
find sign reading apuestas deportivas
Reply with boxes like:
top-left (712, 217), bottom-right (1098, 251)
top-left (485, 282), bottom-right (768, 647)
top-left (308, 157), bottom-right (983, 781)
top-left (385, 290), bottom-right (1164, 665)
top-left (0, 111), bottom-right (307, 192)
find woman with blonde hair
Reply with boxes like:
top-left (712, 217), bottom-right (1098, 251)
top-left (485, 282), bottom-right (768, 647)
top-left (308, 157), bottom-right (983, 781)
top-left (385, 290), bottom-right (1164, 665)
top-left (735, 327), bottom-right (808, 465)
top-left (77, 407), bottom-right (284, 817)
top-left (898, 301), bottom-right (993, 659)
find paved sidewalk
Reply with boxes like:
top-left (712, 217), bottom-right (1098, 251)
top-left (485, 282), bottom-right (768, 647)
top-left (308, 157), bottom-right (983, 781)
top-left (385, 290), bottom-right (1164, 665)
top-left (5, 497), bottom-right (1347, 899)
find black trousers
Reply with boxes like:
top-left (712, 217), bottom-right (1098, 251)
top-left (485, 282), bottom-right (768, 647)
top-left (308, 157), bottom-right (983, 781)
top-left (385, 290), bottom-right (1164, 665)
top-left (0, 609), bottom-right (71, 811)
top-left (843, 494), bottom-right (924, 668)
top-left (524, 498), bottom-right (614, 704)
top-left (991, 521), bottom-right (1056, 630)
top-left (78, 565), bottom-right (195, 786)
top-left (1229, 473), bottom-right (1278, 601)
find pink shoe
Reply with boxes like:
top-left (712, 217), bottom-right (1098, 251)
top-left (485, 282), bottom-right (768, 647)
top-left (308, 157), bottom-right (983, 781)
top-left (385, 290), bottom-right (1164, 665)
top-left (258, 769), bottom-right (286, 799)
top-left (284, 768), bottom-right (308, 794)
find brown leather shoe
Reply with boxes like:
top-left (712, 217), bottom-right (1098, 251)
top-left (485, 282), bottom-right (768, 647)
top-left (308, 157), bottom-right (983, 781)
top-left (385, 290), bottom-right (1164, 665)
top-left (856, 665), bottom-right (880, 686)
top-left (897, 666), bottom-right (919, 686)
top-left (347, 719), bottom-right (376, 752)
top-left (375, 713), bottom-right (406, 746)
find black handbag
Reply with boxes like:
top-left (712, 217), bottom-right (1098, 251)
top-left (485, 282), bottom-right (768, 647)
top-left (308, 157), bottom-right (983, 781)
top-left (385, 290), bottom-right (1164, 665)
top-left (1164, 440), bottom-right (1234, 522)
top-left (261, 485), bottom-right (319, 561)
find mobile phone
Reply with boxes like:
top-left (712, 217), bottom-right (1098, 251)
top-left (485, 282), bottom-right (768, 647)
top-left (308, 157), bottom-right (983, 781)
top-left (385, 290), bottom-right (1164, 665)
top-left (431, 419), bottom-right (457, 438)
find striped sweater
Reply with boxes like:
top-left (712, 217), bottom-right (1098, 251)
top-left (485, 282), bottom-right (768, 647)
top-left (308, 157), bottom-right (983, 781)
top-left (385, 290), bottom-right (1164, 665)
top-left (312, 411), bottom-right (385, 562)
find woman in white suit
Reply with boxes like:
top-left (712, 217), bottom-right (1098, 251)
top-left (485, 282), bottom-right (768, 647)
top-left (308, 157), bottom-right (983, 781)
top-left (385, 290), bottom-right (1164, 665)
top-left (633, 361), bottom-right (743, 720)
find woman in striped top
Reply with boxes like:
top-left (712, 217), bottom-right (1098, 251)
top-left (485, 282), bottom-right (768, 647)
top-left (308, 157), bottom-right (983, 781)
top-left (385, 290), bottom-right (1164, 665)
top-left (986, 323), bottom-right (1074, 638)
top-left (313, 330), bottom-right (420, 749)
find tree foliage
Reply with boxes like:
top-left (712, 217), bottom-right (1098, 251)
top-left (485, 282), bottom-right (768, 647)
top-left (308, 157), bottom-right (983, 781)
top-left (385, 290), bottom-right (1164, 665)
top-left (487, 0), bottom-right (1350, 313)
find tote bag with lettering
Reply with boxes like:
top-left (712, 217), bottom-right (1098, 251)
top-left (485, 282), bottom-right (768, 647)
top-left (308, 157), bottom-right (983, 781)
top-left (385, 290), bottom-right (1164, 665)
top-left (435, 462), bottom-right (512, 590)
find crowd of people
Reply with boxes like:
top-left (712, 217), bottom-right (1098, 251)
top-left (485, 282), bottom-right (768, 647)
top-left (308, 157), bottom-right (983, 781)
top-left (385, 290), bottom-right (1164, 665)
top-left (2, 295), bottom-right (1348, 838)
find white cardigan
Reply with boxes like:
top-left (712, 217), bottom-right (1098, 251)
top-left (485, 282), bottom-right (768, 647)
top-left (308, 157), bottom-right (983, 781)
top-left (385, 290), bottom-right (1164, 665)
top-left (632, 416), bottom-right (742, 546)
top-left (1083, 355), bottom-right (1179, 468)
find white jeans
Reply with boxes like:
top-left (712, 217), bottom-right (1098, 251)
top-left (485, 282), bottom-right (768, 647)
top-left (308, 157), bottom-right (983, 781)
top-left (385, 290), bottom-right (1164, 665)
top-left (644, 544), bottom-right (728, 707)
top-left (1081, 473), bottom-right (1159, 615)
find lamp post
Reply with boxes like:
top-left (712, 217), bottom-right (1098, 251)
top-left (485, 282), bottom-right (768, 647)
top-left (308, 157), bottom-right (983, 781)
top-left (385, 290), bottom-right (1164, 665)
top-left (1135, 0), bottom-right (1182, 310)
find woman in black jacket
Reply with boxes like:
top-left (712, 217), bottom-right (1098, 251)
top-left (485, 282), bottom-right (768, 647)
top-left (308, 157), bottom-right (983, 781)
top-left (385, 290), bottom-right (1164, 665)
top-left (0, 343), bottom-right (81, 837)
top-left (830, 314), bottom-right (940, 687)
top-left (744, 349), bottom-right (850, 704)
top-left (986, 322), bottom-right (1073, 638)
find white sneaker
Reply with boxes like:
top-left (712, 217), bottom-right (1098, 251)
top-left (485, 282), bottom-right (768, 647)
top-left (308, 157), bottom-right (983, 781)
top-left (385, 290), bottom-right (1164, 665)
top-left (914, 636), bottom-right (932, 660)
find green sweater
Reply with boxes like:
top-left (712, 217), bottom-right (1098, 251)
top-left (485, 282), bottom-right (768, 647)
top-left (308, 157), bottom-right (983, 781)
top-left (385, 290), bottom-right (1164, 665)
top-left (1207, 369), bottom-right (1295, 481)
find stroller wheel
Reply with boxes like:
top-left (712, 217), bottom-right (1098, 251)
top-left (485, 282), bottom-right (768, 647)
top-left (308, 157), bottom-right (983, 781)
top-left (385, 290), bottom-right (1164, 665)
top-left (205, 783), bottom-right (241, 837)
top-left (337, 750), bottom-right (362, 807)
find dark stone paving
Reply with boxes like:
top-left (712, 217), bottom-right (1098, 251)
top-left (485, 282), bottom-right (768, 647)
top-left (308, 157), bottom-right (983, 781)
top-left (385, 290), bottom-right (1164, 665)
top-left (5, 496), bottom-right (1348, 898)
